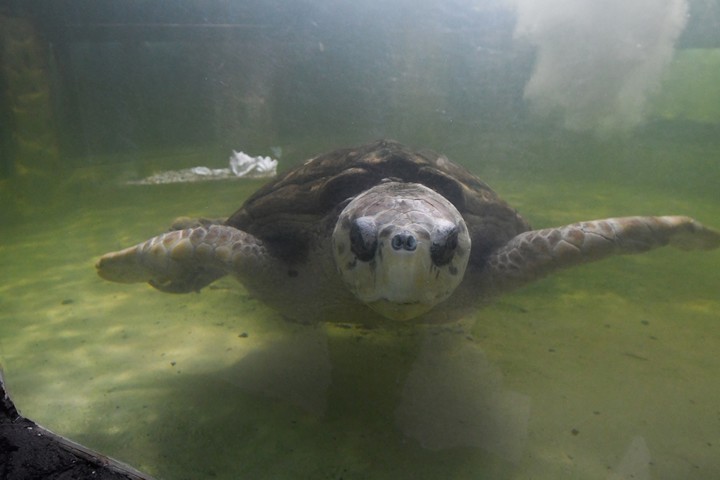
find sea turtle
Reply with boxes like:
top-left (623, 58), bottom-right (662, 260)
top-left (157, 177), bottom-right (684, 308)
top-left (97, 140), bottom-right (720, 324)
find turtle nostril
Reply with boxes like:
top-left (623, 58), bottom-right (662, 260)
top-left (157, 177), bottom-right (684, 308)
top-left (391, 233), bottom-right (417, 251)
top-left (404, 234), bottom-right (417, 251)
top-left (391, 234), bottom-right (405, 250)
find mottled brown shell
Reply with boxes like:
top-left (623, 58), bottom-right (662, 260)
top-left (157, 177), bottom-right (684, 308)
top-left (226, 139), bottom-right (530, 264)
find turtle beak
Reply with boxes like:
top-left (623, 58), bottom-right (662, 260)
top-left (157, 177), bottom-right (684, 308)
top-left (363, 230), bottom-right (437, 320)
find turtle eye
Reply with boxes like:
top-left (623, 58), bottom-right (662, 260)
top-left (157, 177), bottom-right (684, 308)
top-left (349, 217), bottom-right (378, 262)
top-left (430, 225), bottom-right (459, 266)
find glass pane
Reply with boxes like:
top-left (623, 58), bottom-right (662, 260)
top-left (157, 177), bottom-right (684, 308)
top-left (1, 1), bottom-right (718, 478)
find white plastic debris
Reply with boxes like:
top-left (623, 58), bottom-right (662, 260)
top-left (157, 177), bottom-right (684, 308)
top-left (190, 166), bottom-right (212, 176)
top-left (229, 150), bottom-right (278, 177)
top-left (128, 149), bottom-right (279, 185)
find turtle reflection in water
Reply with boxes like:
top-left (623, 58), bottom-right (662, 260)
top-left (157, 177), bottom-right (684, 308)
top-left (97, 140), bottom-right (720, 324)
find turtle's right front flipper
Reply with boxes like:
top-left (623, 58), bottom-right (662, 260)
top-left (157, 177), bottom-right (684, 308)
top-left (96, 225), bottom-right (269, 293)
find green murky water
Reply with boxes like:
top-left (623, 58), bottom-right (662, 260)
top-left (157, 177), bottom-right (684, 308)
top-left (2, 1), bottom-right (720, 478)
top-left (1, 134), bottom-right (718, 479)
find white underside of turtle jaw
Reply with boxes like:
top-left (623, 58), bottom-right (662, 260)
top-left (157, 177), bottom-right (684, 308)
top-left (363, 249), bottom-right (438, 319)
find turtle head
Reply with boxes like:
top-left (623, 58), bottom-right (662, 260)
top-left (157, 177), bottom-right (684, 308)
top-left (332, 182), bottom-right (471, 321)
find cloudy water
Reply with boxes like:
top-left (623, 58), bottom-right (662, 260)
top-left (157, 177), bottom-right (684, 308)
top-left (1, 1), bottom-right (719, 479)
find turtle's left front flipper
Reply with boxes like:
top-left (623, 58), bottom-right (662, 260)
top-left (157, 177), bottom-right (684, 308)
top-left (484, 216), bottom-right (720, 293)
top-left (96, 225), bottom-right (271, 293)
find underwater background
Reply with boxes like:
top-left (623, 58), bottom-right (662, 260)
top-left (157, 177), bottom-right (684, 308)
top-left (1, 0), bottom-right (719, 478)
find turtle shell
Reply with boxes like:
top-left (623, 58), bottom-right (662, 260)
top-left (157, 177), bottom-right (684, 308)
top-left (226, 139), bottom-right (530, 265)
